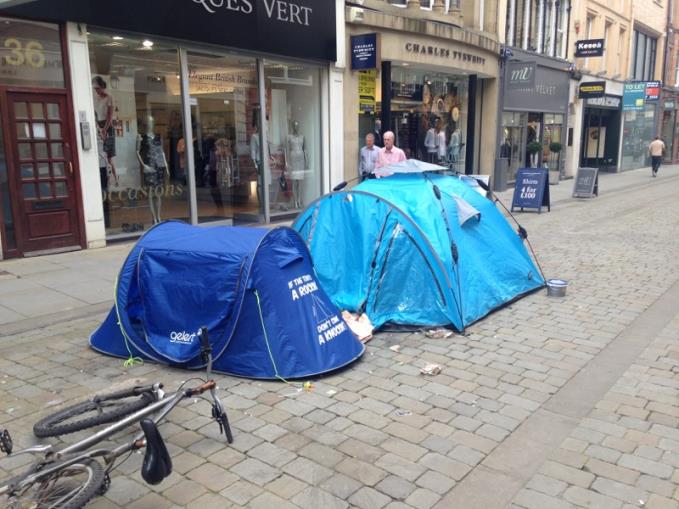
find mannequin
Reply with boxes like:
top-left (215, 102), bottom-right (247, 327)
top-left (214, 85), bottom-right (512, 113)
top-left (424, 117), bottom-right (437, 163)
top-left (137, 116), bottom-right (169, 225)
top-left (250, 125), bottom-right (262, 203)
top-left (213, 138), bottom-right (235, 188)
top-left (448, 127), bottom-right (462, 172)
top-left (285, 120), bottom-right (308, 209)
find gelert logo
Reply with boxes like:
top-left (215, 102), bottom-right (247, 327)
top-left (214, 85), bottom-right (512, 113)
top-left (170, 331), bottom-right (197, 344)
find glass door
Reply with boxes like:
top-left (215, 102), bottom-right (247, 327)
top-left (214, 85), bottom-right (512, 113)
top-left (502, 111), bottom-right (527, 183)
top-left (185, 51), bottom-right (260, 224)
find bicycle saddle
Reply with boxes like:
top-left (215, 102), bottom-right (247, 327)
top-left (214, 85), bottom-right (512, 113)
top-left (140, 419), bottom-right (172, 485)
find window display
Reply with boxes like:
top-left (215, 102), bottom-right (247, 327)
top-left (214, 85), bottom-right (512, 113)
top-left (622, 105), bottom-right (656, 171)
top-left (264, 61), bottom-right (321, 216)
top-left (89, 31), bottom-right (187, 236)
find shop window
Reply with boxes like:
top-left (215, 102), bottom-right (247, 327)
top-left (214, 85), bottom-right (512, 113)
top-left (622, 106), bottom-right (656, 170)
top-left (185, 51), bottom-right (260, 224)
top-left (88, 31), bottom-right (188, 236)
top-left (264, 60), bottom-right (322, 216)
top-left (632, 30), bottom-right (657, 81)
top-left (502, 111), bottom-right (528, 182)
top-left (386, 66), bottom-right (468, 172)
top-left (0, 17), bottom-right (65, 89)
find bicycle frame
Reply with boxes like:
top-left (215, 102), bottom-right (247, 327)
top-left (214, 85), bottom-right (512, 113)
top-left (0, 380), bottom-right (218, 496)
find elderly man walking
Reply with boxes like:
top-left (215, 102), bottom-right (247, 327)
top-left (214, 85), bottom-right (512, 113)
top-left (375, 131), bottom-right (406, 175)
top-left (359, 133), bottom-right (379, 180)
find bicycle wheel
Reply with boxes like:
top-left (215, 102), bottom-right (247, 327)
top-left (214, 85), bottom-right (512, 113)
top-left (34, 388), bottom-right (155, 438)
top-left (3, 459), bottom-right (105, 509)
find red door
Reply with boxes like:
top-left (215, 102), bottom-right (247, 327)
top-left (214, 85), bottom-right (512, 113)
top-left (7, 92), bottom-right (82, 254)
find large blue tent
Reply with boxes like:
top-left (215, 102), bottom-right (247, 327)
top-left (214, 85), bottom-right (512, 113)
top-left (293, 172), bottom-right (544, 331)
top-left (90, 222), bottom-right (364, 379)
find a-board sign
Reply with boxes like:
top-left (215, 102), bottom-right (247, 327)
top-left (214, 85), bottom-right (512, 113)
top-left (572, 167), bottom-right (599, 198)
top-left (511, 168), bottom-right (550, 213)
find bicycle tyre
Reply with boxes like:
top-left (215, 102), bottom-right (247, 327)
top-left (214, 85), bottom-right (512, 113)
top-left (33, 390), bottom-right (155, 438)
top-left (3, 458), bottom-right (105, 509)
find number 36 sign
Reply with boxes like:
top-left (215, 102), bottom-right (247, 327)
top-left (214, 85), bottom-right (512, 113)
top-left (511, 168), bottom-right (551, 213)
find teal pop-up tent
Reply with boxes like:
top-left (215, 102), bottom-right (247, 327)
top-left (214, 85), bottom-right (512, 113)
top-left (293, 172), bottom-right (544, 331)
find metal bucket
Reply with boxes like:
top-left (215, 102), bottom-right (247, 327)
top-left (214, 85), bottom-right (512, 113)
top-left (546, 279), bottom-right (568, 297)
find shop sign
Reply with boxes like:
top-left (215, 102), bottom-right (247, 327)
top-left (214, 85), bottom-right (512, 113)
top-left (586, 95), bottom-right (621, 109)
top-left (578, 81), bottom-right (606, 99)
top-left (645, 81), bottom-right (661, 101)
top-left (0, 0), bottom-right (337, 61)
top-left (506, 61), bottom-right (536, 90)
top-left (511, 168), bottom-right (550, 213)
top-left (572, 167), bottom-right (599, 198)
top-left (404, 42), bottom-right (487, 66)
top-left (664, 100), bottom-right (675, 109)
top-left (575, 39), bottom-right (605, 58)
top-left (504, 65), bottom-right (569, 114)
top-left (358, 69), bottom-right (377, 114)
top-left (623, 82), bottom-right (646, 111)
top-left (351, 33), bottom-right (379, 70)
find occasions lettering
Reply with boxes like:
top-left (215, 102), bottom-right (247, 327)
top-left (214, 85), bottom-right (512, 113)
top-left (193, 0), bottom-right (312, 26)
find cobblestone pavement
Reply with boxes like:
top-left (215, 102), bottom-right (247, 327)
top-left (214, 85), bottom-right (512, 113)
top-left (1, 169), bottom-right (679, 508)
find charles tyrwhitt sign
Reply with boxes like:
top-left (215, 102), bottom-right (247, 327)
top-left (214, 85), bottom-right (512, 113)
top-left (0, 0), bottom-right (336, 61)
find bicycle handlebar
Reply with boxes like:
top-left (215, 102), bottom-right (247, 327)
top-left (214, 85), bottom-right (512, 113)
top-left (186, 380), bottom-right (216, 397)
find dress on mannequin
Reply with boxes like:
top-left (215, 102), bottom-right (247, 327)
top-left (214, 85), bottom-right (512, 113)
top-left (138, 125), bottom-right (169, 226)
top-left (286, 120), bottom-right (308, 209)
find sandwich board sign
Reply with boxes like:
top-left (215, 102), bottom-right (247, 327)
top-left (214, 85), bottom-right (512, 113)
top-left (511, 168), bottom-right (550, 213)
top-left (572, 167), bottom-right (599, 198)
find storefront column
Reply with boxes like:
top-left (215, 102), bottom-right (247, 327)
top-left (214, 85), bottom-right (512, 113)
top-left (257, 59), bottom-right (271, 223)
top-left (178, 48), bottom-right (198, 225)
top-left (381, 61), bottom-right (392, 133)
top-left (66, 23), bottom-right (106, 249)
top-left (465, 75), bottom-right (477, 174)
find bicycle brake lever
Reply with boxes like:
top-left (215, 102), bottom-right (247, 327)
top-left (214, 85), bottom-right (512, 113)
top-left (211, 404), bottom-right (234, 444)
top-left (1, 429), bottom-right (13, 455)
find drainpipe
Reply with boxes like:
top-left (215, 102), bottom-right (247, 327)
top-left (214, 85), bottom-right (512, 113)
top-left (660, 0), bottom-right (673, 146)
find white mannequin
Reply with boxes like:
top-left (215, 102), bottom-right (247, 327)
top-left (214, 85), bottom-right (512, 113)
top-left (285, 120), bottom-right (308, 209)
top-left (136, 116), bottom-right (169, 225)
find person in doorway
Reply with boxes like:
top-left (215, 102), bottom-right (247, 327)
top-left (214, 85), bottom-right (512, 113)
top-left (649, 136), bottom-right (666, 177)
top-left (92, 76), bottom-right (118, 186)
top-left (358, 133), bottom-right (379, 180)
top-left (375, 131), bottom-right (406, 175)
top-left (373, 119), bottom-right (384, 147)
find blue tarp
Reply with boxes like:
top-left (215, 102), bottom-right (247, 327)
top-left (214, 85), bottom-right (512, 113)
top-left (293, 173), bottom-right (544, 330)
top-left (90, 222), bottom-right (364, 379)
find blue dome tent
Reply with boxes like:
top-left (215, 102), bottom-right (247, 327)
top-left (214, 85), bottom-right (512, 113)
top-left (293, 172), bottom-right (545, 331)
top-left (90, 222), bottom-right (364, 379)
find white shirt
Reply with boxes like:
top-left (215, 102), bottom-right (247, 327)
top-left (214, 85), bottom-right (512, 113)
top-left (437, 131), bottom-right (447, 158)
top-left (424, 128), bottom-right (437, 153)
top-left (94, 93), bottom-right (113, 124)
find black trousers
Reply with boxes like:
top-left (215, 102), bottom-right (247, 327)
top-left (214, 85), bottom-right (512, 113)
top-left (652, 155), bottom-right (662, 173)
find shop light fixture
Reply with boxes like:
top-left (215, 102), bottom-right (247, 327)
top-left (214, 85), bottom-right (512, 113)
top-left (113, 36), bottom-right (124, 40)
top-left (142, 40), bottom-right (154, 48)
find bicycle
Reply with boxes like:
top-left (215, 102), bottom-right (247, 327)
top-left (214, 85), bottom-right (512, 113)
top-left (0, 327), bottom-right (233, 509)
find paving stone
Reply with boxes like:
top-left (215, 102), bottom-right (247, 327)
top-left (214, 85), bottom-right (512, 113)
top-left (336, 457), bottom-right (388, 486)
top-left (298, 442), bottom-right (346, 467)
top-left (405, 488), bottom-right (441, 509)
top-left (349, 486), bottom-right (392, 509)
top-left (104, 477), bottom-right (148, 506)
top-left (525, 474), bottom-right (568, 497)
top-left (230, 458), bottom-right (281, 486)
top-left (540, 461), bottom-right (595, 488)
top-left (220, 480), bottom-right (263, 506)
top-left (248, 441), bottom-right (297, 468)
top-left (416, 470), bottom-right (456, 494)
top-left (376, 474), bottom-right (417, 500)
top-left (162, 479), bottom-right (207, 506)
top-left (419, 452), bottom-right (470, 481)
top-left (513, 488), bottom-right (576, 509)
top-left (292, 486), bottom-right (349, 509)
top-left (563, 486), bottom-right (623, 509)
top-left (186, 461), bottom-right (238, 492)
top-left (248, 491), bottom-right (299, 509)
top-left (618, 454), bottom-right (673, 479)
top-left (265, 473), bottom-right (308, 499)
top-left (282, 456), bottom-right (334, 485)
top-left (319, 473), bottom-right (363, 499)
top-left (185, 492), bottom-right (234, 509)
top-left (591, 478), bottom-right (648, 505)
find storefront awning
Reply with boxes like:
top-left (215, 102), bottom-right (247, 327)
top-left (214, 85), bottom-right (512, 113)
top-left (0, 0), bottom-right (336, 61)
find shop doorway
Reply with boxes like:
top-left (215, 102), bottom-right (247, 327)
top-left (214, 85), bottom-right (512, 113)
top-left (580, 106), bottom-right (621, 172)
top-left (5, 92), bottom-right (82, 255)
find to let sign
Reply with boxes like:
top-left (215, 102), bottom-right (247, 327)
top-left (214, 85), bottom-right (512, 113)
top-left (572, 167), bottom-right (599, 198)
top-left (645, 81), bottom-right (661, 101)
top-left (511, 168), bottom-right (551, 213)
top-left (575, 39), bottom-right (605, 57)
top-left (579, 81), bottom-right (606, 99)
top-left (351, 33), bottom-right (379, 70)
